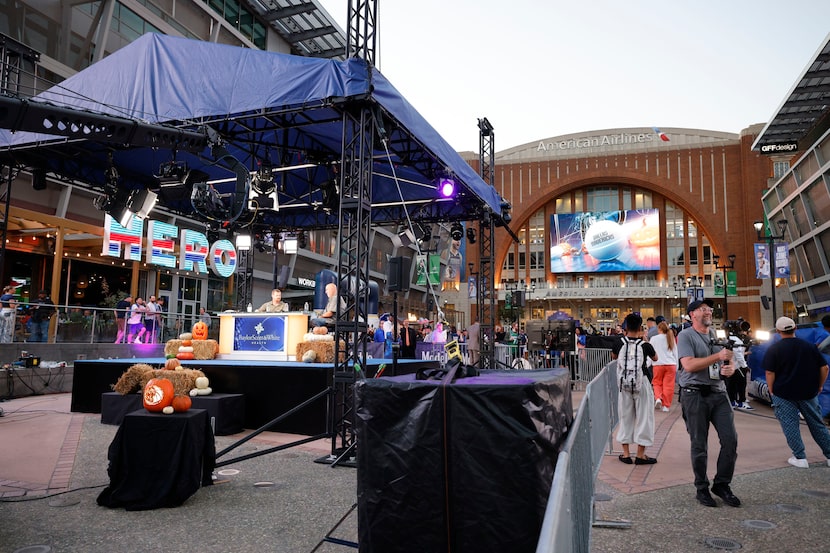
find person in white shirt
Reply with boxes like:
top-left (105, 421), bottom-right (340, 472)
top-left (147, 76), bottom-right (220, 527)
top-left (650, 321), bottom-right (679, 411)
top-left (127, 297), bottom-right (147, 344)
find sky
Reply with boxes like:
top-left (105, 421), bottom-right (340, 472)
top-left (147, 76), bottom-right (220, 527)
top-left (317, 0), bottom-right (829, 153)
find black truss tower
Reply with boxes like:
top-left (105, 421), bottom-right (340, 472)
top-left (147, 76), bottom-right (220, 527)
top-left (477, 118), bottom-right (496, 370)
top-left (235, 249), bottom-right (254, 311)
top-left (328, 0), bottom-right (378, 460)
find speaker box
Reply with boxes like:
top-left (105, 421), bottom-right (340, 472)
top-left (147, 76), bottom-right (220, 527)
top-left (388, 256), bottom-right (411, 292)
top-left (513, 290), bottom-right (525, 307)
top-left (32, 169), bottom-right (46, 191)
top-left (761, 295), bottom-right (770, 310)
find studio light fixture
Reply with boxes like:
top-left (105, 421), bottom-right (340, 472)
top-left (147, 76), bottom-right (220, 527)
top-left (438, 177), bottom-right (456, 199)
top-left (156, 160), bottom-right (190, 187)
top-left (466, 227), bottom-right (476, 244)
top-left (450, 222), bottom-right (464, 241)
top-left (283, 235), bottom-right (298, 255)
top-left (235, 234), bottom-right (252, 251)
top-left (127, 189), bottom-right (158, 220)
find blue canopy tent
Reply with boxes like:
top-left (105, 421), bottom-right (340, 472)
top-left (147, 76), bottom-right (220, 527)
top-left (0, 33), bottom-right (504, 230)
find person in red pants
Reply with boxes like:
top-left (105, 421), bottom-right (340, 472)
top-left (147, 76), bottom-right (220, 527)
top-left (649, 321), bottom-right (678, 411)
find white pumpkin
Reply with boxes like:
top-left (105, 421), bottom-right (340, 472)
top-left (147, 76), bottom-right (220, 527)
top-left (162, 405), bottom-right (175, 414)
top-left (195, 376), bottom-right (210, 389)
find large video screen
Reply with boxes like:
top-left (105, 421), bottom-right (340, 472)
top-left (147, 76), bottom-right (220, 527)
top-left (550, 209), bottom-right (660, 273)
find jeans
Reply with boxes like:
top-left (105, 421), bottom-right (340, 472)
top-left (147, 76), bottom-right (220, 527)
top-left (30, 320), bottom-right (50, 342)
top-left (680, 387), bottom-right (738, 491)
top-left (771, 394), bottom-right (830, 459)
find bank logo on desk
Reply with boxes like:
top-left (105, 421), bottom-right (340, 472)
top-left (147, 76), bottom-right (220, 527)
top-left (234, 316), bottom-right (285, 352)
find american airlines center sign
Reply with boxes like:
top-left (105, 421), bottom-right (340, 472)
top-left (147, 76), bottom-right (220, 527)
top-left (537, 130), bottom-right (666, 153)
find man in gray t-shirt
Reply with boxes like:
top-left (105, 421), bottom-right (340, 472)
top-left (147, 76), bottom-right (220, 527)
top-left (676, 298), bottom-right (740, 508)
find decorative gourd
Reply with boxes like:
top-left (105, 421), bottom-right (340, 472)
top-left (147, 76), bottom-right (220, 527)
top-left (176, 351), bottom-right (195, 360)
top-left (164, 358), bottom-right (181, 371)
top-left (195, 376), bottom-right (210, 389)
top-left (171, 395), bottom-right (192, 412)
top-left (192, 321), bottom-right (208, 340)
top-left (143, 378), bottom-right (175, 412)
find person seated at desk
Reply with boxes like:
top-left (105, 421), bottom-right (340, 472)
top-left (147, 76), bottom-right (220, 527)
top-left (310, 282), bottom-right (345, 327)
top-left (256, 289), bottom-right (289, 313)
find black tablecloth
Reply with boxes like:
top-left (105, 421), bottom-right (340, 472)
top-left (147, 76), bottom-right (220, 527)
top-left (97, 409), bottom-right (215, 510)
top-left (100, 392), bottom-right (245, 435)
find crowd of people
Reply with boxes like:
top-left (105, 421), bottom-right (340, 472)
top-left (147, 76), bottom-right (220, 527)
top-left (607, 301), bottom-right (830, 509)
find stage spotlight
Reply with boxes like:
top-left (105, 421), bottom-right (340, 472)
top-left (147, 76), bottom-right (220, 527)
top-left (466, 227), bottom-right (476, 244)
top-left (127, 189), bottom-right (158, 220)
top-left (297, 231), bottom-right (307, 250)
top-left (235, 234), bottom-right (252, 251)
top-left (415, 223), bottom-right (432, 245)
top-left (450, 222), bottom-right (463, 241)
top-left (252, 159), bottom-right (275, 196)
top-left (156, 161), bottom-right (189, 187)
top-left (438, 177), bottom-right (456, 198)
top-left (283, 235), bottom-right (298, 254)
top-left (496, 197), bottom-right (512, 226)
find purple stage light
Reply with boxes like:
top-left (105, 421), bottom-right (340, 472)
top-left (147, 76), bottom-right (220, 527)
top-left (438, 178), bottom-right (456, 198)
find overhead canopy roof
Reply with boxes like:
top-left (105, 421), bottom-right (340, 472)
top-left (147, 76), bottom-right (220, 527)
top-left (752, 32), bottom-right (830, 152)
top-left (0, 33), bottom-right (502, 231)
top-left (253, 0), bottom-right (347, 59)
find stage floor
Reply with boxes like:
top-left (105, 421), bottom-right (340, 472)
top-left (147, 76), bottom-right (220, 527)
top-left (72, 357), bottom-right (437, 435)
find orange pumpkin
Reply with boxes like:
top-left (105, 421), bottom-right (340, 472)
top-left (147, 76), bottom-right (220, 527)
top-left (192, 321), bottom-right (208, 340)
top-left (171, 395), bottom-right (192, 412)
top-left (176, 351), bottom-right (194, 360)
top-left (181, 339), bottom-right (193, 347)
top-left (143, 378), bottom-right (175, 412)
top-left (164, 358), bottom-right (181, 371)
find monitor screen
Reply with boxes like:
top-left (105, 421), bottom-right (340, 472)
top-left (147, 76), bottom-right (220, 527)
top-left (549, 209), bottom-right (660, 273)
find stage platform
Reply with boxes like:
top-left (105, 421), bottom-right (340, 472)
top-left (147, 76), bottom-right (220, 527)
top-left (72, 357), bottom-right (437, 435)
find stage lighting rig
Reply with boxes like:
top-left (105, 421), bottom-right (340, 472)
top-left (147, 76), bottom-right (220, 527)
top-left (466, 227), bottom-right (476, 244)
top-left (156, 160), bottom-right (189, 187)
top-left (251, 159), bottom-right (276, 196)
top-left (438, 177), bottom-right (456, 199)
top-left (450, 222), bottom-right (464, 241)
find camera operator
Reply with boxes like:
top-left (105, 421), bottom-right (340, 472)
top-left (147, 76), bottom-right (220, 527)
top-left (676, 298), bottom-right (740, 508)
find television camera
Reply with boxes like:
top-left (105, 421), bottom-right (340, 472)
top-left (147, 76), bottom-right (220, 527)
top-left (714, 318), bottom-right (756, 351)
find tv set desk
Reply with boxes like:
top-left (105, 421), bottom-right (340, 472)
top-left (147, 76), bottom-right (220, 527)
top-left (218, 311), bottom-right (308, 361)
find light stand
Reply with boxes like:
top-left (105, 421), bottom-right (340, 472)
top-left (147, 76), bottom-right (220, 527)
top-left (713, 253), bottom-right (736, 322)
top-left (754, 220), bottom-right (788, 323)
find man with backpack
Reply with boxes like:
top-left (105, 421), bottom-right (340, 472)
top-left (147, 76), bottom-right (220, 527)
top-left (676, 298), bottom-right (740, 508)
top-left (612, 313), bottom-right (658, 465)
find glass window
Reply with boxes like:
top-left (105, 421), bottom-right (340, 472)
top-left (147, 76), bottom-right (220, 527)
top-left (773, 161), bottom-right (790, 180)
top-left (804, 178), bottom-right (830, 229)
top-left (689, 246), bottom-right (698, 266)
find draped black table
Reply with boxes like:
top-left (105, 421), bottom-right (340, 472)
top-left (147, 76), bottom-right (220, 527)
top-left (97, 408), bottom-right (215, 510)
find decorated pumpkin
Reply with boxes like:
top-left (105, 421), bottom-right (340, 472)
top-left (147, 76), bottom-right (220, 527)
top-left (171, 395), bottom-right (192, 412)
top-left (143, 377), bottom-right (175, 412)
top-left (192, 321), bottom-right (209, 340)
top-left (164, 358), bottom-right (181, 371)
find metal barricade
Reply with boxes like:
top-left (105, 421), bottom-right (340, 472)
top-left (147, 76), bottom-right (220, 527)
top-left (535, 360), bottom-right (622, 553)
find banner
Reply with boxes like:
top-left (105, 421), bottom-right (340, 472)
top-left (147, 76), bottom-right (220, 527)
top-left (713, 270), bottom-right (724, 296)
top-left (416, 254), bottom-right (441, 286)
top-left (468, 276), bottom-right (477, 298)
top-left (726, 269), bottom-right (737, 297)
top-left (754, 243), bottom-right (770, 279)
top-left (772, 242), bottom-right (790, 278)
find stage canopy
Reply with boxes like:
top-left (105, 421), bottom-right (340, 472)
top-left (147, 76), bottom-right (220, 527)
top-left (0, 33), bottom-right (503, 231)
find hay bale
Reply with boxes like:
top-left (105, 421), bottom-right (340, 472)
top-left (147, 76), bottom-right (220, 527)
top-left (164, 339), bottom-right (218, 359)
top-left (296, 340), bottom-right (346, 363)
top-left (112, 364), bottom-right (207, 396)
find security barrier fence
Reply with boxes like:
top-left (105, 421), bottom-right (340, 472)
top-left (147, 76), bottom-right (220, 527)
top-left (536, 358), bottom-right (620, 553)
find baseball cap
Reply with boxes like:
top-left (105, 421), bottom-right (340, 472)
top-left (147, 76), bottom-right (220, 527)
top-left (655, 315), bottom-right (666, 323)
top-left (686, 298), bottom-right (714, 315)
top-left (775, 316), bottom-right (796, 332)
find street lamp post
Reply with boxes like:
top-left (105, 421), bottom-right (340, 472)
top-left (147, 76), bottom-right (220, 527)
top-left (687, 275), bottom-right (703, 304)
top-left (713, 253), bottom-right (736, 322)
top-left (754, 220), bottom-right (788, 324)
top-left (673, 280), bottom-right (687, 325)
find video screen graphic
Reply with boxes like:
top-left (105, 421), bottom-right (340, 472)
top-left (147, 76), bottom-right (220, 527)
top-left (550, 209), bottom-right (660, 273)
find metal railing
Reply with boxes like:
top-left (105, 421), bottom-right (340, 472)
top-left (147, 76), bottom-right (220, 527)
top-left (536, 359), bottom-right (620, 553)
top-left (0, 302), bottom-right (220, 344)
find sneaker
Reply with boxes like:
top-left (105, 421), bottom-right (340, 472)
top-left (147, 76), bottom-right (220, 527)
top-left (788, 456), bottom-right (809, 468)
top-left (696, 488), bottom-right (717, 507)
top-left (655, 398), bottom-right (663, 410)
top-left (134, 338), bottom-right (142, 344)
top-left (739, 402), bottom-right (754, 410)
top-left (661, 406), bottom-right (670, 412)
top-left (711, 484), bottom-right (741, 507)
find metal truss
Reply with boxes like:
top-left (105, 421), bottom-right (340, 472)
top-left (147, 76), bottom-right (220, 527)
top-left (235, 249), bottom-right (254, 311)
top-left (478, 118), bottom-right (496, 370)
top-left (328, 0), bottom-right (379, 461)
